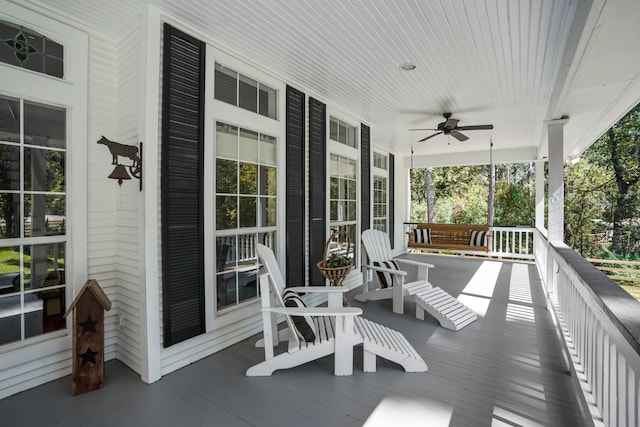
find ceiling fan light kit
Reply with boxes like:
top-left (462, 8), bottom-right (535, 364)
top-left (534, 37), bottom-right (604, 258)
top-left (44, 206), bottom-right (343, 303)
top-left (410, 112), bottom-right (493, 142)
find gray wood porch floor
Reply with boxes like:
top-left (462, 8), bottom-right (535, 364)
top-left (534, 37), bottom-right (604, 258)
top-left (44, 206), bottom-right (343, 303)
top-left (0, 255), bottom-right (587, 427)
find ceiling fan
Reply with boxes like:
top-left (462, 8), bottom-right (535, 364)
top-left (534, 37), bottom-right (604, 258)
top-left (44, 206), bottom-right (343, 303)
top-left (410, 112), bottom-right (493, 142)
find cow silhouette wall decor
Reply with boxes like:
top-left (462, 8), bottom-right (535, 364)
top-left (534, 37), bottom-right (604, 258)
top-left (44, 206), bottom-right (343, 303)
top-left (97, 136), bottom-right (143, 190)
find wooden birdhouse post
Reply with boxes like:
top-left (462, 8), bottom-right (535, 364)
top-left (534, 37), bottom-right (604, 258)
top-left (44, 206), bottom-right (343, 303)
top-left (63, 279), bottom-right (112, 396)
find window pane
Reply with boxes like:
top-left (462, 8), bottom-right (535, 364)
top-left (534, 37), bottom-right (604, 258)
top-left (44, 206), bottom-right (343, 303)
top-left (23, 242), bottom-right (65, 291)
top-left (260, 166), bottom-right (276, 196)
top-left (214, 63), bottom-right (237, 106)
top-left (239, 196), bottom-right (256, 228)
top-left (239, 162), bottom-right (257, 195)
top-left (330, 201), bottom-right (338, 221)
top-left (24, 148), bottom-right (65, 192)
top-left (216, 122), bottom-right (237, 159)
top-left (258, 84), bottom-right (277, 119)
top-left (262, 196), bottom-right (277, 227)
top-left (0, 295), bottom-right (20, 345)
top-left (216, 159), bottom-right (237, 194)
top-left (0, 246), bottom-right (20, 294)
top-left (347, 201), bottom-right (356, 221)
top-left (259, 134), bottom-right (276, 165)
top-left (0, 97), bottom-right (20, 143)
top-left (216, 196), bottom-right (237, 230)
top-left (330, 117), bottom-right (338, 141)
top-left (0, 193), bottom-right (20, 238)
top-left (239, 128), bottom-right (258, 163)
top-left (25, 287), bottom-right (66, 338)
top-left (238, 75), bottom-right (257, 113)
top-left (0, 144), bottom-right (20, 190)
top-left (348, 180), bottom-right (356, 199)
top-left (24, 102), bottom-right (65, 148)
top-left (330, 154), bottom-right (339, 176)
top-left (330, 177), bottom-right (339, 199)
top-left (24, 194), bottom-right (65, 237)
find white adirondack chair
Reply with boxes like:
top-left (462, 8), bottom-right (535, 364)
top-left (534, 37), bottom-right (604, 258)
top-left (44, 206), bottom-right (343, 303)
top-left (358, 229), bottom-right (478, 331)
top-left (246, 244), bottom-right (428, 376)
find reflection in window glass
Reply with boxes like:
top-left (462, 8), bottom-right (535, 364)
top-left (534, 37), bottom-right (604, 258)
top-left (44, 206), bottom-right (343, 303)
top-left (216, 122), bottom-right (238, 159)
top-left (239, 196), bottom-right (257, 228)
top-left (238, 74), bottom-right (257, 113)
top-left (216, 159), bottom-right (237, 194)
top-left (214, 63), bottom-right (278, 120)
top-left (215, 232), bottom-right (275, 310)
top-left (23, 148), bottom-right (65, 192)
top-left (24, 102), bottom-right (66, 148)
top-left (329, 116), bottom-right (357, 148)
top-left (0, 96), bottom-right (20, 143)
top-left (214, 63), bottom-right (237, 106)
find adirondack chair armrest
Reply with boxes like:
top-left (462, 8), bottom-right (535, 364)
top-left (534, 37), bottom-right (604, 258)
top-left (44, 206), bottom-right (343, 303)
top-left (395, 259), bottom-right (434, 282)
top-left (395, 259), bottom-right (435, 269)
top-left (286, 286), bottom-right (350, 294)
top-left (265, 306), bottom-right (362, 317)
top-left (364, 263), bottom-right (408, 276)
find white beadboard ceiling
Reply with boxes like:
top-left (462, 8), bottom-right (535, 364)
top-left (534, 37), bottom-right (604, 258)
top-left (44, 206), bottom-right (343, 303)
top-left (18, 0), bottom-right (640, 166)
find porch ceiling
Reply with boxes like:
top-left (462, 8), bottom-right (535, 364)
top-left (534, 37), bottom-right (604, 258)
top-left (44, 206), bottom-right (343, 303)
top-left (22, 0), bottom-right (640, 166)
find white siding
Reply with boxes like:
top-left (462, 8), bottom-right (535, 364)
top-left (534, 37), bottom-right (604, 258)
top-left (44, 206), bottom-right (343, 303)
top-left (86, 34), bottom-right (118, 362)
top-left (113, 19), bottom-right (144, 374)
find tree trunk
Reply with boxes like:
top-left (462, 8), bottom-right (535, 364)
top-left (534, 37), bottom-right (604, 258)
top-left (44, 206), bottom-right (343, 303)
top-left (425, 168), bottom-right (436, 222)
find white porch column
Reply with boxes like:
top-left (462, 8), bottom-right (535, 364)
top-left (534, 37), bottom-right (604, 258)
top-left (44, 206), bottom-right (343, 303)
top-left (546, 119), bottom-right (569, 243)
top-left (535, 160), bottom-right (545, 231)
top-left (545, 118), bottom-right (569, 294)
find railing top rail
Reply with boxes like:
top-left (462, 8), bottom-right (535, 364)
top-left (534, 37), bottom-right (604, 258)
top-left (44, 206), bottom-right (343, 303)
top-left (551, 242), bottom-right (640, 355)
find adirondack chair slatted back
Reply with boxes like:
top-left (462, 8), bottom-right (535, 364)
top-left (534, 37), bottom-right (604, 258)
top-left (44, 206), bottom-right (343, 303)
top-left (256, 244), bottom-right (300, 347)
top-left (362, 229), bottom-right (393, 263)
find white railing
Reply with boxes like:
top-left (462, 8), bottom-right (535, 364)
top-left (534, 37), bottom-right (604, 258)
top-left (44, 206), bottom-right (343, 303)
top-left (542, 238), bottom-right (640, 427)
top-left (490, 226), bottom-right (535, 259)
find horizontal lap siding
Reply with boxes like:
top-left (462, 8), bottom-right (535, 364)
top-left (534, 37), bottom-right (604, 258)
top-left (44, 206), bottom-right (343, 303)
top-left (114, 21), bottom-right (143, 373)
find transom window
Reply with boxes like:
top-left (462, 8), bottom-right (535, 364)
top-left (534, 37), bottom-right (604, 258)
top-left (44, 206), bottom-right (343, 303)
top-left (373, 175), bottom-right (387, 232)
top-left (215, 121), bottom-right (277, 310)
top-left (214, 63), bottom-right (278, 120)
top-left (330, 116), bottom-right (357, 148)
top-left (0, 95), bottom-right (67, 345)
top-left (0, 20), bottom-right (64, 78)
top-left (373, 152), bottom-right (387, 170)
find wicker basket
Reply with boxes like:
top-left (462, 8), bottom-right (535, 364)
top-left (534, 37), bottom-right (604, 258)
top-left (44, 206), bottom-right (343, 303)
top-left (316, 230), bottom-right (353, 287)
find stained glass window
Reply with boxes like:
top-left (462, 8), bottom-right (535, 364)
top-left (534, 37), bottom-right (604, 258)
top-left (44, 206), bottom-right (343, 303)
top-left (0, 20), bottom-right (64, 78)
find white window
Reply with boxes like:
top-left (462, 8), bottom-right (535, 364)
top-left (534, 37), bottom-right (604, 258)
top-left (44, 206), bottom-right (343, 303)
top-left (209, 54), bottom-right (281, 319)
top-left (214, 122), bottom-right (277, 310)
top-left (373, 152), bottom-right (388, 233)
top-left (0, 7), bottom-right (86, 350)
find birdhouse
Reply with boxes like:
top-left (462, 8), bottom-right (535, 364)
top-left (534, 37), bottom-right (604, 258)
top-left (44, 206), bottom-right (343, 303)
top-left (63, 279), bottom-right (112, 396)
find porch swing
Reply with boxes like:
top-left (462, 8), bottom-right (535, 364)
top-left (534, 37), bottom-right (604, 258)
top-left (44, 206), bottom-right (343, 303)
top-left (406, 141), bottom-right (493, 255)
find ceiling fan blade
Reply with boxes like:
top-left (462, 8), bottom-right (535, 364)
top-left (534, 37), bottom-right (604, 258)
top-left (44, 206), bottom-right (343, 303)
top-left (408, 128), bottom-right (439, 131)
top-left (450, 130), bottom-right (469, 141)
top-left (456, 124), bottom-right (494, 131)
top-left (418, 132), bottom-right (442, 142)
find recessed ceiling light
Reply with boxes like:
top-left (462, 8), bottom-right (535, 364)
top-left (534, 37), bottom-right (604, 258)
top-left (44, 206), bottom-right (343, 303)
top-left (400, 62), bottom-right (416, 71)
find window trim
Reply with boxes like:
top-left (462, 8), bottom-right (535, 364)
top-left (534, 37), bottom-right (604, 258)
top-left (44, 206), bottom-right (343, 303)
top-left (0, 1), bottom-right (87, 353)
top-left (205, 47), bottom-right (285, 331)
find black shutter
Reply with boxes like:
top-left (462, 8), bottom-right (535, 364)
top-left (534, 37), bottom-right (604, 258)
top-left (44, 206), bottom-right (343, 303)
top-left (360, 124), bottom-right (371, 232)
top-left (389, 153), bottom-right (395, 249)
top-left (161, 24), bottom-right (205, 347)
top-left (308, 98), bottom-right (326, 286)
top-left (286, 86), bottom-right (305, 287)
